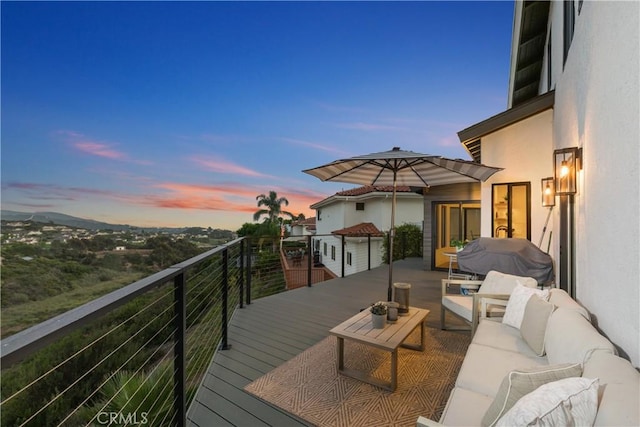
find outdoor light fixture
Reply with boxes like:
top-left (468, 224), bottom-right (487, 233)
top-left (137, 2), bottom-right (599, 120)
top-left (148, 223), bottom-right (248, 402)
top-left (541, 177), bottom-right (555, 206)
top-left (554, 147), bottom-right (582, 195)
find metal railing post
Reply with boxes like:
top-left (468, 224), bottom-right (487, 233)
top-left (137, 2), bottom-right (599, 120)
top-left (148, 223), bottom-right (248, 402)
top-left (246, 238), bottom-right (252, 305)
top-left (219, 248), bottom-right (230, 350)
top-left (307, 235), bottom-right (312, 287)
top-left (341, 234), bottom-right (346, 277)
top-left (239, 239), bottom-right (245, 309)
top-left (367, 234), bottom-right (371, 270)
top-left (173, 272), bottom-right (186, 427)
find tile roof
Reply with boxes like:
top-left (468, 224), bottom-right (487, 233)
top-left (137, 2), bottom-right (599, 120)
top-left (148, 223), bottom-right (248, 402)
top-left (292, 217), bottom-right (316, 227)
top-left (331, 222), bottom-right (385, 237)
top-left (335, 185), bottom-right (413, 197)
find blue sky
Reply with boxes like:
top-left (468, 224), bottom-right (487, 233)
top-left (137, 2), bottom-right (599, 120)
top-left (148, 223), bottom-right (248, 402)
top-left (1, 1), bottom-right (514, 230)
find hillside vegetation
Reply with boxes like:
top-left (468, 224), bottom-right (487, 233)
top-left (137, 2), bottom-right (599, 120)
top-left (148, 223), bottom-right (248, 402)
top-left (1, 235), bottom-right (204, 338)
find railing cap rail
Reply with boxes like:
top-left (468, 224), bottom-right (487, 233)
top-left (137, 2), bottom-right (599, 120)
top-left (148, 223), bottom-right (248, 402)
top-left (0, 238), bottom-right (245, 367)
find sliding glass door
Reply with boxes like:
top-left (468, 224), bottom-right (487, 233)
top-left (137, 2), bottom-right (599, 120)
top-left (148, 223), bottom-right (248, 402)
top-left (433, 201), bottom-right (481, 270)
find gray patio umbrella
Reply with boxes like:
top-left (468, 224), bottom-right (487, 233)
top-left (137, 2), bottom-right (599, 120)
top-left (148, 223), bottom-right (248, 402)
top-left (303, 147), bottom-right (502, 301)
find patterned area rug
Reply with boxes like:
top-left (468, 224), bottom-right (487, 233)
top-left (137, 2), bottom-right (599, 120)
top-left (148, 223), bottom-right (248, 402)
top-left (244, 327), bottom-right (470, 427)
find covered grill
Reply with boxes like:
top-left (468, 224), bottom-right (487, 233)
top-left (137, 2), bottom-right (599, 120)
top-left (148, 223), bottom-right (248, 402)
top-left (456, 237), bottom-right (554, 284)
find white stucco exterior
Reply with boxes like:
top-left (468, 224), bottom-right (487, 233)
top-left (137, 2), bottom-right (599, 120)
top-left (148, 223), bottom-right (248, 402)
top-left (548, 1), bottom-right (639, 365)
top-left (480, 109), bottom-right (555, 257)
top-left (460, 0), bottom-right (639, 365)
top-left (312, 189), bottom-right (424, 278)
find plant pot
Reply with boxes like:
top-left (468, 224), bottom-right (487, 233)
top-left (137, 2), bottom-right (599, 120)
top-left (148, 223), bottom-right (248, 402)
top-left (371, 313), bottom-right (386, 329)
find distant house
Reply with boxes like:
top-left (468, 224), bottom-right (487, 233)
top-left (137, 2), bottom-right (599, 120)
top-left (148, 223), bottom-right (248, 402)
top-left (310, 185), bottom-right (423, 278)
top-left (289, 217), bottom-right (316, 239)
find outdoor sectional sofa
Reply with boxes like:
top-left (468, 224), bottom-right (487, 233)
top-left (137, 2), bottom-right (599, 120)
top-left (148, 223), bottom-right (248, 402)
top-left (419, 286), bottom-right (640, 426)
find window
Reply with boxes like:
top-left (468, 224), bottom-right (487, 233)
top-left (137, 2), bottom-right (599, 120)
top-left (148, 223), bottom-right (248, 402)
top-left (331, 245), bottom-right (336, 260)
top-left (355, 202), bottom-right (365, 211)
top-left (492, 182), bottom-right (531, 240)
top-left (564, 0), bottom-right (575, 66)
top-left (347, 252), bottom-right (352, 265)
top-left (317, 209), bottom-right (322, 221)
top-left (323, 242), bottom-right (327, 256)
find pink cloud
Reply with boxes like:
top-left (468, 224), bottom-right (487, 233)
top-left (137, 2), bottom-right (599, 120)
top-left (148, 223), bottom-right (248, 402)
top-left (190, 156), bottom-right (272, 178)
top-left (279, 138), bottom-right (350, 156)
top-left (74, 141), bottom-right (126, 160)
top-left (4, 179), bottom-right (322, 221)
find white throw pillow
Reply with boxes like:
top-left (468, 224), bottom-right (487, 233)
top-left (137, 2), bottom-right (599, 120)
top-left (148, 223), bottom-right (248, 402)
top-left (502, 282), bottom-right (550, 329)
top-left (495, 377), bottom-right (599, 427)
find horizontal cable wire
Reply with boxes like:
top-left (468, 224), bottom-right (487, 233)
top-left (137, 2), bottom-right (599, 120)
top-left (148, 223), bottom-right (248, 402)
top-left (47, 299), bottom-right (176, 427)
top-left (96, 334), bottom-right (176, 427)
top-left (1, 283), bottom-right (174, 409)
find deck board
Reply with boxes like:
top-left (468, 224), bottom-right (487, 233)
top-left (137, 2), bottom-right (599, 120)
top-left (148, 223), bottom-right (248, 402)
top-left (187, 258), bottom-right (459, 427)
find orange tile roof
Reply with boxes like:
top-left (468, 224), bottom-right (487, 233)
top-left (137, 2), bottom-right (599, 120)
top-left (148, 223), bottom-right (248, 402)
top-left (292, 217), bottom-right (316, 227)
top-left (331, 222), bottom-right (385, 237)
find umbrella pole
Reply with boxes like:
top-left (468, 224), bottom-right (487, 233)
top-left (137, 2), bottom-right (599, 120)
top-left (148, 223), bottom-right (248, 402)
top-left (388, 172), bottom-right (396, 301)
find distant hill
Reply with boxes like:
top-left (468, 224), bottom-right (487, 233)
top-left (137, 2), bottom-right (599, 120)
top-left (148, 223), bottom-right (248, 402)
top-left (0, 210), bottom-right (201, 233)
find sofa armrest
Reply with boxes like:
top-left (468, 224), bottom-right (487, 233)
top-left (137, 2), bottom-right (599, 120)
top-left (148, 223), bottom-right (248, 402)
top-left (471, 293), bottom-right (510, 334)
top-left (441, 278), bottom-right (484, 296)
top-left (417, 416), bottom-right (445, 427)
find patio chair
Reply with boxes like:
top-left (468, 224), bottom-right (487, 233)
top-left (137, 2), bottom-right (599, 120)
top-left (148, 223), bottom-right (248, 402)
top-left (440, 270), bottom-right (538, 335)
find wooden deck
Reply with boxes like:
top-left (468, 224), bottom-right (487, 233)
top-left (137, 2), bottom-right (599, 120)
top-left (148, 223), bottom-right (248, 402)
top-left (186, 258), bottom-right (464, 427)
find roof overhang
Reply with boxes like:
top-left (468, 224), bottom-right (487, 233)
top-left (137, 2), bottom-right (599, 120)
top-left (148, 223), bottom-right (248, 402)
top-left (508, 0), bottom-right (551, 108)
top-left (310, 187), bottom-right (423, 210)
top-left (458, 91), bottom-right (554, 161)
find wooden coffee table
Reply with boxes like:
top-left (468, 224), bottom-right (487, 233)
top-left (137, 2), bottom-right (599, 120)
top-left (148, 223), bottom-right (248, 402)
top-left (329, 307), bottom-right (430, 391)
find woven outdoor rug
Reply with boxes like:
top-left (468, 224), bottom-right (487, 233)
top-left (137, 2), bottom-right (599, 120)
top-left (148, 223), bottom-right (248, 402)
top-left (244, 327), bottom-right (470, 427)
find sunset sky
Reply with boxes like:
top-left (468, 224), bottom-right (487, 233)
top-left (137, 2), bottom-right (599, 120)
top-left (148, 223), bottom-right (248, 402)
top-left (1, 1), bottom-right (514, 230)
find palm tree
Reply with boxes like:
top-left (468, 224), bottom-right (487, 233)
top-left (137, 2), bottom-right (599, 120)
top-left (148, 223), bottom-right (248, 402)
top-left (253, 191), bottom-right (295, 224)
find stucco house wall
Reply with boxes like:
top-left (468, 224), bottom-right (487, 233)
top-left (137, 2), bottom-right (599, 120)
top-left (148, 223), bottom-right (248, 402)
top-left (480, 109), bottom-right (554, 257)
top-left (312, 189), bottom-right (423, 279)
top-left (550, 1), bottom-right (639, 365)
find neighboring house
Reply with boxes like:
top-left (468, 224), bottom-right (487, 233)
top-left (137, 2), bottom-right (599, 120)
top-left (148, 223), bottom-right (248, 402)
top-left (289, 217), bottom-right (316, 238)
top-left (310, 185), bottom-right (423, 278)
top-left (453, 1), bottom-right (638, 365)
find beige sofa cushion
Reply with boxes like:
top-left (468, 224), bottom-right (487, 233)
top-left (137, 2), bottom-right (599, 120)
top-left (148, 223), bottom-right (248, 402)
top-left (477, 271), bottom-right (537, 295)
top-left (481, 363), bottom-right (582, 427)
top-left (520, 295), bottom-right (555, 356)
top-left (545, 308), bottom-right (616, 365)
top-left (583, 352), bottom-right (640, 426)
top-left (455, 343), bottom-right (547, 397)
top-left (441, 295), bottom-right (472, 321)
top-left (439, 387), bottom-right (494, 426)
top-left (549, 288), bottom-right (590, 319)
top-left (473, 319), bottom-right (541, 358)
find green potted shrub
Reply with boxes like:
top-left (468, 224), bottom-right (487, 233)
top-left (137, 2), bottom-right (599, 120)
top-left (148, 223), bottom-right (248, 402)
top-left (370, 301), bottom-right (388, 329)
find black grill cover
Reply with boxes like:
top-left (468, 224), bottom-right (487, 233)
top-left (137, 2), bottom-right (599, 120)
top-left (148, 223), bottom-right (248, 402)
top-left (456, 237), bottom-right (555, 284)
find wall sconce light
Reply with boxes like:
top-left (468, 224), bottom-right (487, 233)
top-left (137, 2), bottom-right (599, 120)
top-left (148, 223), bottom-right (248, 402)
top-left (554, 147), bottom-right (582, 195)
top-left (541, 177), bottom-right (555, 206)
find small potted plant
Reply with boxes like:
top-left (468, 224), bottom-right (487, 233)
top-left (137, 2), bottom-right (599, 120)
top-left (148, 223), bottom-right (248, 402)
top-left (370, 301), bottom-right (388, 329)
top-left (450, 239), bottom-right (467, 252)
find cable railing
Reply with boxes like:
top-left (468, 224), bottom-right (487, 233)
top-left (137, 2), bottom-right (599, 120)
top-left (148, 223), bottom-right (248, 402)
top-left (0, 236), bottom-right (287, 426)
